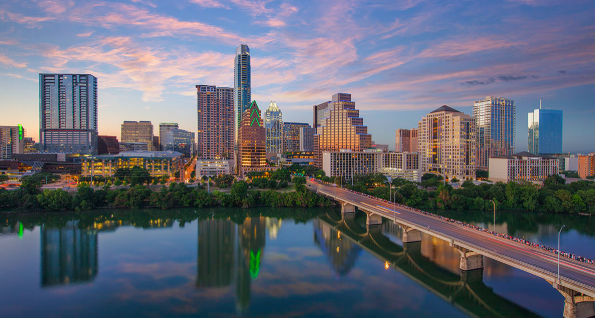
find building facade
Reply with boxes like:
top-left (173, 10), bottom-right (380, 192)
top-left (528, 108), bottom-right (563, 154)
top-left (238, 101), bottom-right (266, 172)
top-left (0, 125), bottom-right (24, 159)
top-left (97, 135), bottom-right (119, 155)
top-left (578, 154), bottom-right (595, 179)
top-left (299, 126), bottom-right (315, 152)
top-left (121, 121), bottom-right (153, 151)
top-left (234, 44), bottom-right (251, 149)
top-left (164, 128), bottom-right (195, 156)
top-left (322, 150), bottom-right (421, 182)
top-left (313, 93), bottom-right (372, 168)
top-left (159, 123), bottom-right (178, 151)
top-left (313, 101), bottom-right (330, 128)
top-left (489, 152), bottom-right (559, 183)
top-left (473, 96), bottom-right (515, 170)
top-left (264, 101), bottom-right (283, 153)
top-left (39, 74), bottom-right (98, 154)
top-left (395, 128), bottom-right (418, 153)
top-left (81, 151), bottom-right (183, 178)
top-left (196, 85), bottom-right (235, 160)
top-left (119, 142), bottom-right (150, 152)
top-left (23, 137), bottom-right (37, 153)
top-left (283, 122), bottom-right (310, 153)
top-left (379, 152), bottom-right (421, 182)
top-left (195, 159), bottom-right (232, 178)
top-left (418, 106), bottom-right (476, 181)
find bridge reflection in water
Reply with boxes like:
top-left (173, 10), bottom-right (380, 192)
top-left (314, 210), bottom-right (541, 318)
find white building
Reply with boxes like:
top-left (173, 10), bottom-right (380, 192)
top-left (489, 151), bottom-right (559, 183)
top-left (195, 159), bottom-right (231, 178)
top-left (322, 150), bottom-right (421, 182)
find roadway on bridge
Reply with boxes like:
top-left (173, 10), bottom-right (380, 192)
top-left (307, 180), bottom-right (595, 296)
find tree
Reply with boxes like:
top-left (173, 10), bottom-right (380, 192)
top-left (544, 174), bottom-right (566, 188)
top-left (0, 175), bottom-right (8, 184)
top-left (315, 169), bottom-right (326, 178)
top-left (272, 168), bottom-right (291, 182)
top-left (451, 177), bottom-right (460, 183)
top-left (214, 174), bottom-right (234, 188)
top-left (476, 170), bottom-right (489, 180)
top-left (231, 181), bottom-right (248, 199)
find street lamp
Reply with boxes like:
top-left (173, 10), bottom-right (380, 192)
top-left (558, 224), bottom-right (566, 286)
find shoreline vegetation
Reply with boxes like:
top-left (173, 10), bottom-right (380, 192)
top-left (315, 172), bottom-right (595, 215)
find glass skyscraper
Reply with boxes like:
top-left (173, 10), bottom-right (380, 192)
top-left (39, 74), bottom-right (98, 154)
top-left (528, 108), bottom-right (563, 154)
top-left (264, 101), bottom-right (283, 153)
top-left (473, 96), bottom-right (515, 170)
top-left (234, 44), bottom-right (251, 148)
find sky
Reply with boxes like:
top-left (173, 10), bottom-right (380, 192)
top-left (0, 0), bottom-right (594, 152)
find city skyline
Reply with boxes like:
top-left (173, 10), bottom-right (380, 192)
top-left (0, 0), bottom-right (594, 152)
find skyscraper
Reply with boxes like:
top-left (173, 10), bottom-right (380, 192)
top-left (395, 128), bottom-right (418, 152)
top-left (121, 121), bottom-right (153, 151)
top-left (39, 74), bottom-right (97, 154)
top-left (234, 44), bottom-right (251, 149)
top-left (313, 93), bottom-right (372, 167)
top-left (283, 122), bottom-right (310, 152)
top-left (473, 96), bottom-right (515, 170)
top-left (159, 123), bottom-right (178, 151)
top-left (237, 101), bottom-right (266, 172)
top-left (418, 105), bottom-right (476, 181)
top-left (0, 125), bottom-right (24, 159)
top-left (528, 107), bottom-right (563, 154)
top-left (264, 101), bottom-right (283, 153)
top-left (299, 126), bottom-right (315, 152)
top-left (313, 101), bottom-right (330, 128)
top-left (164, 128), bottom-right (195, 156)
top-left (196, 85), bottom-right (234, 159)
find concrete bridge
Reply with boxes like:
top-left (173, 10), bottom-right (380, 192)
top-left (314, 211), bottom-right (542, 318)
top-left (308, 180), bottom-right (595, 318)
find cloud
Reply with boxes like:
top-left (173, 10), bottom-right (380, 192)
top-left (255, 18), bottom-right (286, 28)
top-left (189, 0), bottom-right (229, 9)
top-left (228, 0), bottom-right (274, 16)
top-left (461, 78), bottom-right (496, 86)
top-left (558, 70), bottom-right (566, 74)
top-left (0, 53), bottom-right (27, 68)
top-left (76, 31), bottom-right (94, 37)
top-left (131, 0), bottom-right (157, 8)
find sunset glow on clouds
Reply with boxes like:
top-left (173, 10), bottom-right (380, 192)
top-left (0, 0), bottom-right (594, 151)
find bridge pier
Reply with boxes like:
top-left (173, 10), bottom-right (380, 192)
top-left (457, 247), bottom-right (483, 271)
top-left (341, 202), bottom-right (355, 214)
top-left (555, 285), bottom-right (595, 318)
top-left (401, 226), bottom-right (422, 243)
top-left (365, 212), bottom-right (382, 226)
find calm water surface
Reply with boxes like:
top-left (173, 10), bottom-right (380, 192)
top-left (0, 207), bottom-right (594, 318)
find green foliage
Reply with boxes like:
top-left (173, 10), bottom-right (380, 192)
top-left (476, 170), bottom-right (489, 180)
top-left (315, 169), bottom-right (326, 178)
top-left (214, 174), bottom-right (234, 188)
top-left (271, 168), bottom-right (291, 182)
top-left (561, 170), bottom-right (580, 178)
top-left (0, 175), bottom-right (9, 183)
top-left (421, 173), bottom-right (442, 188)
top-left (37, 189), bottom-right (72, 211)
top-left (231, 181), bottom-right (248, 199)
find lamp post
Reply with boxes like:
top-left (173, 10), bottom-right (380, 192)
top-left (491, 200), bottom-right (496, 231)
top-left (558, 224), bottom-right (566, 286)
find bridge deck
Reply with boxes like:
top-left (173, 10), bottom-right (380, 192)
top-left (308, 180), bottom-right (595, 297)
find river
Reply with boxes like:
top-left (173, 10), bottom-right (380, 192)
top-left (0, 207), bottom-right (593, 317)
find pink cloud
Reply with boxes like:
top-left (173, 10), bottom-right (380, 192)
top-left (189, 0), bottom-right (229, 9)
top-left (0, 53), bottom-right (27, 68)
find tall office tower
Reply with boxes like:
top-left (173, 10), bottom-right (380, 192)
top-left (165, 128), bottom-right (195, 156)
top-left (418, 106), bottom-right (476, 181)
top-left (313, 101), bottom-right (330, 128)
top-left (234, 44), bottom-right (251, 148)
top-left (528, 106), bottom-right (563, 154)
top-left (283, 122), bottom-right (310, 152)
top-left (473, 96), bottom-right (515, 170)
top-left (120, 121), bottom-right (153, 151)
top-left (299, 126), bottom-right (315, 152)
top-left (0, 125), bottom-right (24, 159)
top-left (313, 93), bottom-right (372, 167)
top-left (39, 74), bottom-right (98, 154)
top-left (395, 128), bottom-right (418, 152)
top-left (196, 85), bottom-right (235, 159)
top-left (97, 135), bottom-right (119, 155)
top-left (264, 101), bottom-right (283, 153)
top-left (238, 101), bottom-right (266, 169)
top-left (159, 123), bottom-right (178, 151)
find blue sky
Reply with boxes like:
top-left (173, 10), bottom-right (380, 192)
top-left (0, 0), bottom-right (594, 152)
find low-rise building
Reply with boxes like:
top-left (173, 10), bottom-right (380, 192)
top-left (322, 150), bottom-right (421, 182)
top-left (489, 151), bottom-right (559, 183)
top-left (578, 154), bottom-right (595, 179)
top-left (119, 142), bottom-right (150, 152)
top-left (195, 159), bottom-right (231, 178)
top-left (278, 151), bottom-right (315, 168)
top-left (81, 151), bottom-right (183, 178)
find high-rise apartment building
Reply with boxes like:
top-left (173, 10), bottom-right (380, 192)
top-left (264, 101), bottom-right (283, 153)
top-left (528, 107), bottom-right (563, 154)
top-left (159, 123), bottom-right (178, 151)
top-left (473, 96), bottom-right (515, 170)
top-left (299, 126), bottom-right (315, 152)
top-left (313, 93), bottom-right (372, 168)
top-left (234, 44), bottom-right (251, 149)
top-left (578, 154), bottom-right (595, 179)
top-left (238, 101), bottom-right (266, 171)
top-left (0, 125), bottom-right (24, 159)
top-left (97, 135), bottom-right (119, 155)
top-left (283, 122), bottom-right (310, 153)
top-left (39, 74), bottom-right (98, 154)
top-left (418, 105), bottom-right (476, 181)
top-left (395, 128), bottom-right (418, 152)
top-left (120, 121), bottom-right (153, 151)
top-left (196, 85), bottom-right (234, 159)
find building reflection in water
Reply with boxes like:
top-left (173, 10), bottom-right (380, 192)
top-left (196, 216), bottom-right (267, 314)
top-left (265, 218), bottom-right (282, 240)
top-left (40, 221), bottom-right (98, 287)
top-left (312, 219), bottom-right (362, 276)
